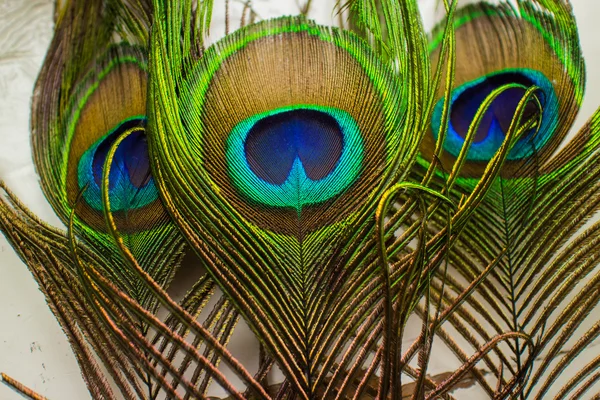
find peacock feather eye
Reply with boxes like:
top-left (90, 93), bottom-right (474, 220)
top-left (168, 17), bottom-right (406, 236)
top-left (226, 105), bottom-right (363, 212)
top-left (423, 3), bottom-right (583, 176)
top-left (77, 117), bottom-right (159, 212)
top-left (48, 45), bottom-right (170, 232)
top-left (431, 69), bottom-right (558, 161)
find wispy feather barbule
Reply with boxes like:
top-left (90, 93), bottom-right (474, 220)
top-left (0, 0), bottom-right (599, 398)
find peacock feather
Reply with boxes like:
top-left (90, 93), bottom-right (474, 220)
top-left (29, 0), bottom-right (188, 304)
top-left (0, 0), bottom-right (598, 398)
top-left (411, 0), bottom-right (600, 398)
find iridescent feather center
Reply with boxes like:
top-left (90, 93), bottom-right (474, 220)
top-left (432, 69), bottom-right (558, 161)
top-left (226, 106), bottom-right (363, 212)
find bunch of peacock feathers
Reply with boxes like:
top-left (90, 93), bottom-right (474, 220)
top-left (0, 0), bottom-right (598, 398)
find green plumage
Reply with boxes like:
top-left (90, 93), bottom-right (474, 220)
top-left (31, 1), bottom-right (185, 285)
top-left (150, 15), bottom-right (419, 395)
top-left (411, 1), bottom-right (599, 398)
top-left (0, 0), bottom-right (599, 399)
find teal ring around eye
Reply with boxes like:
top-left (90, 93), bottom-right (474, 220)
top-left (225, 105), bottom-right (364, 213)
top-left (431, 69), bottom-right (559, 162)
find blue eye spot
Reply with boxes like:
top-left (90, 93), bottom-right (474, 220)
top-left (226, 106), bottom-right (364, 212)
top-left (78, 117), bottom-right (159, 211)
top-left (432, 69), bottom-right (558, 161)
top-left (244, 109), bottom-right (344, 185)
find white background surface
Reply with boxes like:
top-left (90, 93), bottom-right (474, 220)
top-left (0, 0), bottom-right (598, 399)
